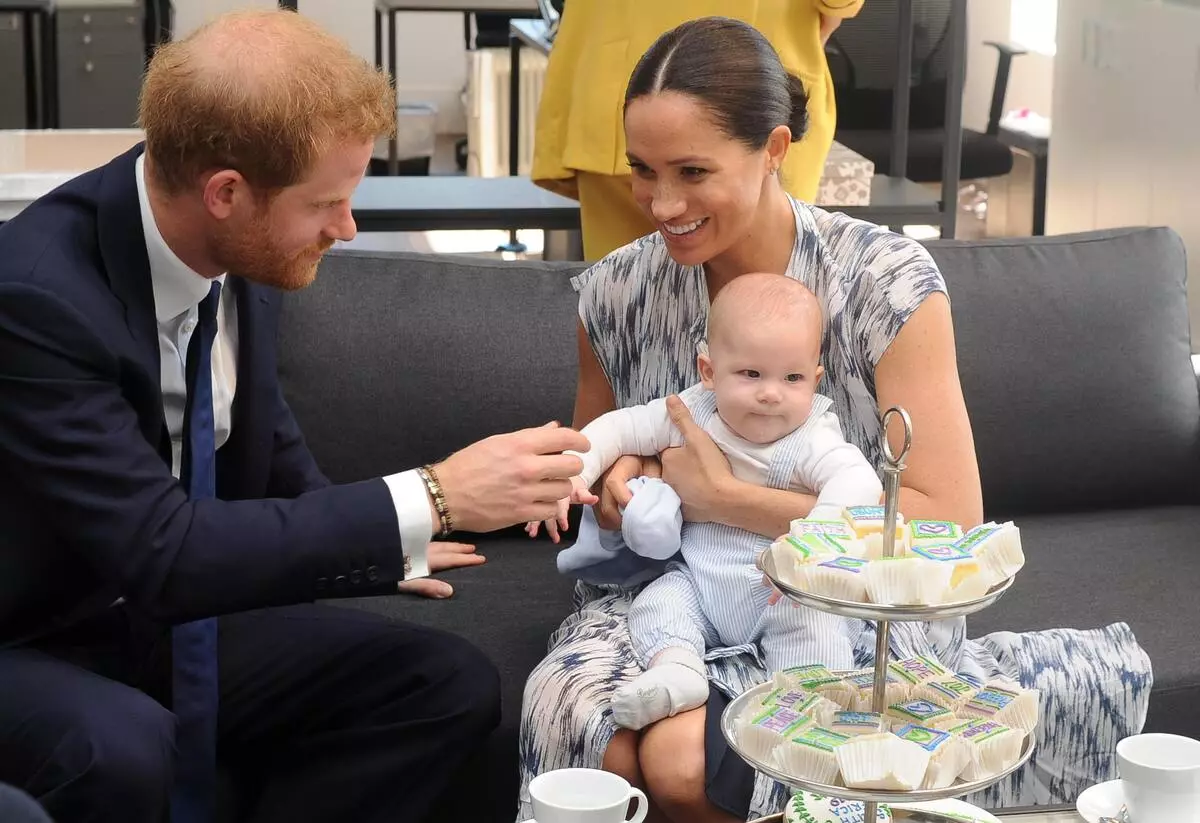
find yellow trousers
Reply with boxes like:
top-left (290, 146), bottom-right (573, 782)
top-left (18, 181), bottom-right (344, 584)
top-left (576, 173), bottom-right (653, 262)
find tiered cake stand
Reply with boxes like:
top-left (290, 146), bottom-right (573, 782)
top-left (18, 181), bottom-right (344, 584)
top-left (724, 407), bottom-right (1035, 821)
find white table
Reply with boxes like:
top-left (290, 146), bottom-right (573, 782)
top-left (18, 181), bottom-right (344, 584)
top-left (0, 171), bottom-right (76, 221)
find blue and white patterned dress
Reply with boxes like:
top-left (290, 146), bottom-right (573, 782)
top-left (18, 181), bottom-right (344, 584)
top-left (517, 197), bottom-right (1153, 821)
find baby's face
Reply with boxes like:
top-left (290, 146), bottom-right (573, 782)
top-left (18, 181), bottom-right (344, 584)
top-left (700, 321), bottom-right (822, 445)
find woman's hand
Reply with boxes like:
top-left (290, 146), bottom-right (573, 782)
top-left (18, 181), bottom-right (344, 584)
top-left (819, 12), bottom-right (843, 45)
top-left (593, 454), bottom-right (660, 530)
top-left (396, 541), bottom-right (487, 599)
top-left (659, 395), bottom-right (735, 524)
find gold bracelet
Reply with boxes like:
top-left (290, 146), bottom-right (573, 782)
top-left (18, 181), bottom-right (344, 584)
top-left (418, 464), bottom-right (454, 537)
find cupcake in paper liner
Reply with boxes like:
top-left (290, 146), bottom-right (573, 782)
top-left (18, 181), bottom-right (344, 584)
top-left (907, 543), bottom-right (988, 604)
top-left (959, 684), bottom-right (1040, 732)
top-left (894, 724), bottom-right (971, 789)
top-left (885, 699), bottom-right (959, 731)
top-left (843, 668), bottom-right (908, 712)
top-left (829, 711), bottom-right (886, 737)
top-left (956, 521), bottom-right (1025, 586)
top-left (951, 719), bottom-right (1026, 781)
top-left (864, 556), bottom-right (952, 605)
top-left (887, 655), bottom-right (951, 695)
top-left (758, 687), bottom-right (840, 728)
top-left (771, 726), bottom-right (851, 785)
top-left (775, 664), bottom-right (858, 708)
top-left (834, 732), bottom-right (931, 791)
top-left (737, 705), bottom-right (811, 762)
top-left (784, 791), bottom-right (892, 823)
top-left (771, 534), bottom-right (850, 588)
top-left (788, 517), bottom-right (867, 558)
top-left (906, 519), bottom-right (963, 551)
top-left (912, 674), bottom-right (980, 713)
top-left (840, 506), bottom-right (906, 559)
top-left (795, 555), bottom-right (870, 602)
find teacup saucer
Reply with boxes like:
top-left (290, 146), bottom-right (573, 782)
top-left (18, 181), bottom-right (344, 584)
top-left (1076, 779), bottom-right (1124, 823)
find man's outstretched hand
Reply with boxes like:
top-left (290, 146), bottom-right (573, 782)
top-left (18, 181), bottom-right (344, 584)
top-left (397, 541), bottom-right (486, 599)
top-left (432, 421), bottom-right (590, 534)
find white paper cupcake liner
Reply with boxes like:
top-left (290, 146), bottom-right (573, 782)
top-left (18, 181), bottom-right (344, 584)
top-left (770, 727), bottom-right (849, 785)
top-left (795, 556), bottom-right (870, 602)
top-left (835, 733), bottom-right (931, 791)
top-left (952, 720), bottom-right (1026, 781)
top-left (960, 685), bottom-right (1040, 732)
top-left (864, 557), bottom-right (952, 605)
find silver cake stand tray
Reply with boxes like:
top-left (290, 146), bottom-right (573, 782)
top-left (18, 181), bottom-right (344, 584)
top-left (758, 549), bottom-right (1016, 622)
top-left (722, 682), bottom-right (1036, 805)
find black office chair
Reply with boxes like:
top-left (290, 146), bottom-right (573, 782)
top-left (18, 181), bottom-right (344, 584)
top-left (826, 0), bottom-right (1016, 185)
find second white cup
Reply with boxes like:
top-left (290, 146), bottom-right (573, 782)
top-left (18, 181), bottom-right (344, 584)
top-left (1117, 732), bottom-right (1200, 822)
top-left (528, 768), bottom-right (648, 823)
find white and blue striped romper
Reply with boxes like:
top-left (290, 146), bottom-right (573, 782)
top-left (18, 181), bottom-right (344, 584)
top-left (628, 389), bottom-right (859, 675)
top-left (517, 197), bottom-right (1153, 821)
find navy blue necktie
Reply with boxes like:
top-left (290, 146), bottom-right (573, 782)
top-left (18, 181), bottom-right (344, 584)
top-left (171, 281), bottom-right (222, 823)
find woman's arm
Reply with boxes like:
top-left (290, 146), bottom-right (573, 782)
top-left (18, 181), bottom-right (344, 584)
top-left (873, 292), bottom-right (984, 527)
top-left (572, 319), bottom-right (660, 529)
top-left (573, 320), bottom-right (616, 429)
top-left (660, 397), bottom-right (819, 538)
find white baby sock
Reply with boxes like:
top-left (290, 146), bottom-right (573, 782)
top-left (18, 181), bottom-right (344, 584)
top-left (611, 649), bottom-right (709, 731)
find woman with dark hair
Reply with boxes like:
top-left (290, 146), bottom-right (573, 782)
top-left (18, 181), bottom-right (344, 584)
top-left (518, 17), bottom-right (1151, 823)
top-left (530, 2), bottom-right (859, 261)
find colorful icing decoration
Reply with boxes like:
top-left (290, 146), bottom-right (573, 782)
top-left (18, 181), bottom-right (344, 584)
top-left (923, 675), bottom-right (979, 707)
top-left (886, 699), bottom-right (954, 727)
top-left (907, 519), bottom-right (963, 543)
top-left (782, 533), bottom-right (847, 562)
top-left (751, 706), bottom-right (810, 737)
top-left (790, 726), bottom-right (852, 752)
top-left (790, 519), bottom-right (856, 541)
top-left (894, 723), bottom-right (953, 752)
top-left (784, 792), bottom-right (892, 823)
top-left (830, 711), bottom-right (885, 736)
top-left (911, 543), bottom-right (973, 562)
top-left (817, 556), bottom-right (869, 573)
top-left (887, 655), bottom-right (949, 687)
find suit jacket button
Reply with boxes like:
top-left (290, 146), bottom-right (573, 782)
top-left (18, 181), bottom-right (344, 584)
top-left (350, 570), bottom-right (363, 585)
top-left (315, 577), bottom-right (328, 592)
top-left (366, 566), bottom-right (379, 583)
top-left (334, 575), bottom-right (348, 587)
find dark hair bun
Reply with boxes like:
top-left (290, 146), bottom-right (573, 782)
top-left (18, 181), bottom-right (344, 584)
top-left (786, 73), bottom-right (809, 143)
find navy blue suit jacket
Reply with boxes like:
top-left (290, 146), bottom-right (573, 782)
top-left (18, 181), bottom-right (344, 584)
top-left (0, 145), bottom-right (406, 646)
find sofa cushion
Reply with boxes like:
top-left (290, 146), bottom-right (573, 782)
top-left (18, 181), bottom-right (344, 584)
top-left (277, 251), bottom-right (587, 484)
top-left (966, 505), bottom-right (1200, 740)
top-left (925, 227), bottom-right (1200, 518)
top-left (334, 537), bottom-right (578, 823)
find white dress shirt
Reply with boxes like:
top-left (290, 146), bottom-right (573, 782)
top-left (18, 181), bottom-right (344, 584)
top-left (135, 155), bottom-right (430, 579)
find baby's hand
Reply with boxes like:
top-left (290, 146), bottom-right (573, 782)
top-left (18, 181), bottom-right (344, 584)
top-left (524, 477), bottom-right (598, 544)
top-left (569, 475), bottom-right (599, 506)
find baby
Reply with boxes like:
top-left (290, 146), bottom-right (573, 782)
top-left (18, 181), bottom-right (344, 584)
top-left (533, 273), bottom-right (883, 730)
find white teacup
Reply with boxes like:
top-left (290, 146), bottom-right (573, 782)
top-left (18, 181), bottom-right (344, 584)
top-left (528, 768), bottom-right (648, 823)
top-left (1117, 733), bottom-right (1200, 822)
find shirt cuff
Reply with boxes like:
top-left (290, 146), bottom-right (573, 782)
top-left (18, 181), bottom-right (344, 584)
top-left (383, 470), bottom-right (432, 579)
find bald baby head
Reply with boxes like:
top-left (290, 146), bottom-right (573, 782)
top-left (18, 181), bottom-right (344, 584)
top-left (699, 274), bottom-right (826, 445)
top-left (139, 9), bottom-right (394, 196)
top-left (707, 273), bottom-right (824, 358)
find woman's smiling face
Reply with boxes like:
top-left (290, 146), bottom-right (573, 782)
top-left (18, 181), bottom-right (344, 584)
top-left (624, 91), bottom-right (773, 267)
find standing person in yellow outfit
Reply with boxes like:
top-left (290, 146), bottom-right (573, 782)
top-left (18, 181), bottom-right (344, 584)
top-left (531, 0), bottom-right (864, 260)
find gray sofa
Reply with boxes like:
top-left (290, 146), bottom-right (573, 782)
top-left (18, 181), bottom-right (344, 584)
top-left (274, 227), bottom-right (1200, 822)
